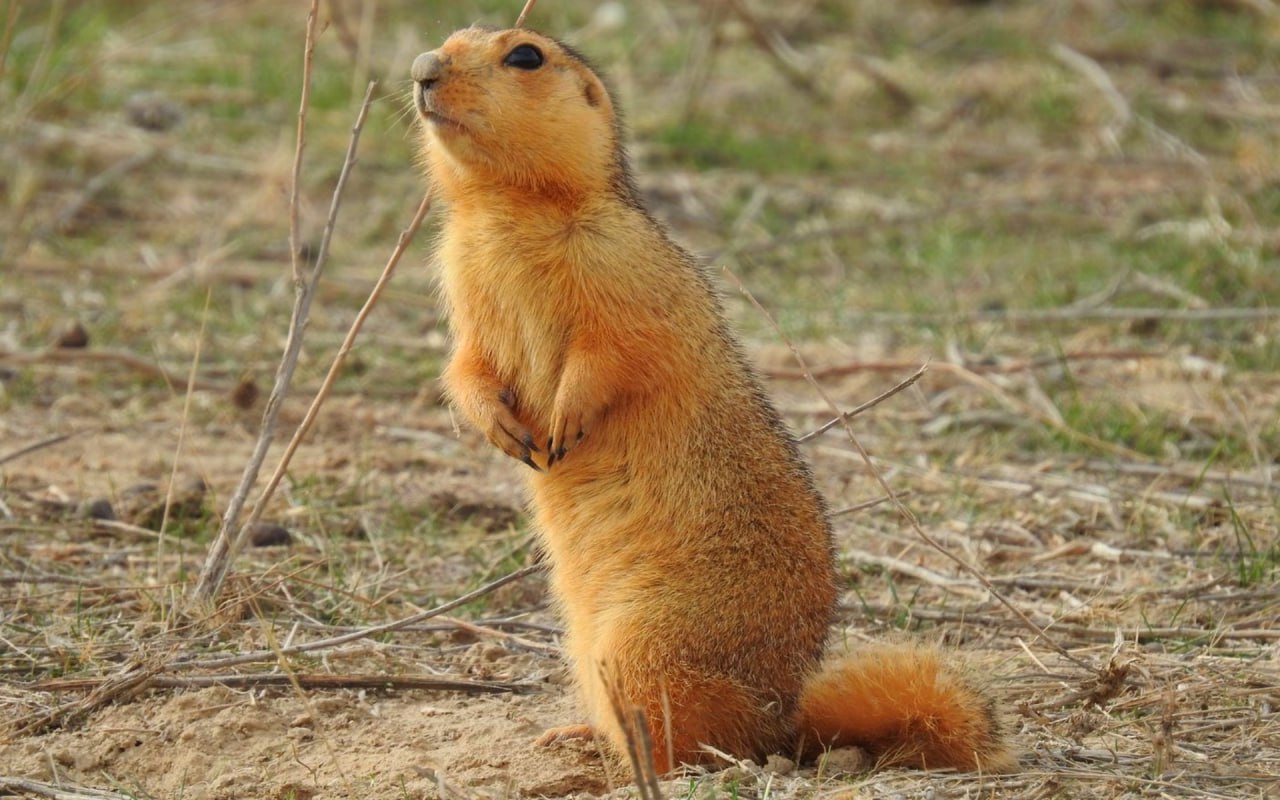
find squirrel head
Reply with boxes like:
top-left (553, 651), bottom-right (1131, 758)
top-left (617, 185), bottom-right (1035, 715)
top-left (412, 27), bottom-right (631, 203)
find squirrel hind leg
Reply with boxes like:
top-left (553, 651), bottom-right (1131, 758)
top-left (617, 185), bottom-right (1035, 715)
top-left (591, 661), bottom-right (793, 775)
top-left (796, 642), bottom-right (1017, 773)
top-left (535, 723), bottom-right (597, 747)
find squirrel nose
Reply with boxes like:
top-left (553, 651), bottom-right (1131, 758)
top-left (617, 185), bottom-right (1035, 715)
top-left (412, 51), bottom-right (444, 87)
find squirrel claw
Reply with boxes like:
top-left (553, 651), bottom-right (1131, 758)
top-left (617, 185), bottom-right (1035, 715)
top-left (520, 453), bottom-right (543, 472)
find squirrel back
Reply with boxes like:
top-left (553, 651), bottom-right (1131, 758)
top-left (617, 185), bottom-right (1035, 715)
top-left (412, 26), bottom-right (1015, 775)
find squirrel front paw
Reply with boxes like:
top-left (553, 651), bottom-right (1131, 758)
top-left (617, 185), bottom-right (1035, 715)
top-left (546, 409), bottom-right (586, 466)
top-left (546, 390), bottom-right (603, 466)
top-left (480, 388), bottom-right (543, 472)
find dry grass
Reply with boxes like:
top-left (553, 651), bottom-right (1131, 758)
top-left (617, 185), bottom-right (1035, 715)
top-left (2, 1), bottom-right (1278, 798)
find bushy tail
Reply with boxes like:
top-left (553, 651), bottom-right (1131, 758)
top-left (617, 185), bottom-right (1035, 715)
top-left (795, 642), bottom-right (1017, 773)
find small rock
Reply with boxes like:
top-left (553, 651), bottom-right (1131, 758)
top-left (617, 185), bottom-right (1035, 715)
top-left (248, 522), bottom-right (292, 547)
top-left (124, 91), bottom-right (184, 132)
top-left (78, 497), bottom-right (116, 521)
top-left (717, 765), bottom-right (755, 786)
top-left (229, 377), bottom-right (259, 410)
top-left (286, 726), bottom-right (313, 742)
top-left (273, 784), bottom-right (315, 800)
top-left (56, 321), bottom-right (89, 348)
top-left (116, 479), bottom-right (209, 529)
top-left (763, 754), bottom-right (796, 775)
top-left (819, 746), bottom-right (868, 776)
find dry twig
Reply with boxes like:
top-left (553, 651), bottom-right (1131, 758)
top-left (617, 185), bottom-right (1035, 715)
top-left (34, 672), bottom-right (535, 695)
top-left (0, 777), bottom-right (134, 800)
top-left (0, 348), bottom-right (229, 394)
top-left (191, 53), bottom-right (374, 606)
top-left (796, 363), bottom-right (927, 443)
top-left (190, 0), bottom-right (325, 607)
top-left (601, 667), bottom-right (664, 799)
top-left (718, 0), bottom-right (824, 101)
top-left (209, 179), bottom-right (432, 606)
top-left (178, 564), bottom-right (544, 671)
top-left (774, 350), bottom-right (1160, 383)
top-left (514, 0), bottom-right (538, 28)
top-left (0, 432), bottom-right (78, 468)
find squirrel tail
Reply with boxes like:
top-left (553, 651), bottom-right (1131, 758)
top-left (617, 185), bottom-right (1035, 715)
top-left (795, 641), bottom-right (1017, 773)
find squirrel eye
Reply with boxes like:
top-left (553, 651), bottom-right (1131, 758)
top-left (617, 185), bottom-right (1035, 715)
top-left (503, 44), bottom-right (544, 70)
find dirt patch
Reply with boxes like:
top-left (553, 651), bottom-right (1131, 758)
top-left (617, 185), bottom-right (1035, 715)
top-left (5, 683), bottom-right (611, 800)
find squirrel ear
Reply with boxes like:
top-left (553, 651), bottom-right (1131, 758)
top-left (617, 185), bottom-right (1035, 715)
top-left (582, 78), bottom-right (604, 108)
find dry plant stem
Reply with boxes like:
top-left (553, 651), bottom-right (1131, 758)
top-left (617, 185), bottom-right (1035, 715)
top-left (178, 564), bottom-right (545, 671)
top-left (191, 78), bottom-right (377, 606)
top-left (822, 306), bottom-right (1280, 325)
top-left (773, 350), bottom-right (1159, 382)
top-left (16, 661), bottom-right (158, 735)
top-left (796, 362), bottom-right (928, 443)
top-left (718, 0), bottom-right (825, 100)
top-left (439, 614), bottom-right (561, 656)
top-left (0, 777), bottom-right (133, 800)
top-left (938, 361), bottom-right (1138, 459)
top-left (215, 92), bottom-right (424, 600)
top-left (289, 0), bottom-right (320, 286)
top-left (44, 148), bottom-right (160, 237)
top-left (722, 266), bottom-right (1089, 670)
top-left (0, 432), bottom-right (78, 467)
top-left (1051, 43), bottom-right (1130, 152)
top-left (514, 0), bottom-right (538, 28)
top-left (601, 668), bottom-right (663, 799)
top-left (35, 672), bottom-right (534, 695)
top-left (0, 348), bottom-right (228, 393)
top-left (829, 490), bottom-right (909, 517)
top-left (12, 0), bottom-right (64, 121)
top-left (0, 0), bottom-right (21, 84)
top-left (192, 1), bottom-right (322, 606)
top-left (157, 289), bottom-right (210, 572)
top-left (1053, 42), bottom-right (1208, 168)
top-left (1082, 458), bottom-right (1279, 494)
top-left (856, 604), bottom-right (1280, 645)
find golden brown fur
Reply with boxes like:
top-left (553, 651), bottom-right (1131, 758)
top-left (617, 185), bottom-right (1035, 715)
top-left (411, 26), bottom-right (1015, 775)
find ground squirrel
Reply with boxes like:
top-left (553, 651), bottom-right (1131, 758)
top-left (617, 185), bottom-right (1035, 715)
top-left (411, 26), bottom-right (1016, 775)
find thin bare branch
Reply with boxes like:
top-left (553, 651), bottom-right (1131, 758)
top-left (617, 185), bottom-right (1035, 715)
top-left (718, 0), bottom-right (825, 100)
top-left (190, 1), bottom-right (324, 609)
top-left (35, 672), bottom-right (536, 695)
top-left (229, 181), bottom-right (430, 582)
top-left (157, 289), bottom-right (210, 570)
top-left (778, 306), bottom-right (1280, 327)
top-left (514, 0), bottom-right (538, 28)
top-left (192, 77), bottom-right (378, 607)
top-left (0, 777), bottom-right (134, 800)
top-left (178, 564), bottom-right (544, 671)
top-left (288, 0), bottom-right (320, 286)
top-left (773, 350), bottom-right (1160, 383)
top-left (829, 490), bottom-right (909, 517)
top-left (44, 148), bottom-right (159, 236)
top-left (0, 432), bottom-right (78, 467)
top-left (0, 347), bottom-right (229, 394)
top-left (796, 362), bottom-right (928, 443)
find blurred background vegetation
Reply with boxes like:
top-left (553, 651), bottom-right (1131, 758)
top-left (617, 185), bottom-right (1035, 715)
top-left (2, 0), bottom-right (1278, 461)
